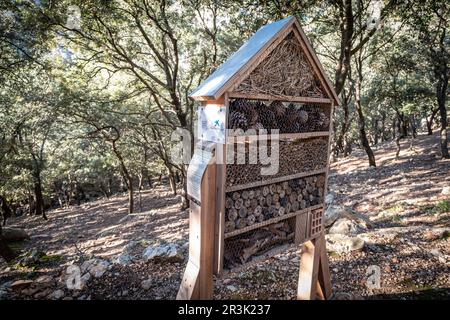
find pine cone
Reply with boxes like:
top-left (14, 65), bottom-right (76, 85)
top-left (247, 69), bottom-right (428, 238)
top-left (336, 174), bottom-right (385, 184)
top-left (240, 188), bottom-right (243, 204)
top-left (298, 110), bottom-right (308, 124)
top-left (229, 111), bottom-right (248, 130)
top-left (270, 101), bottom-right (286, 117)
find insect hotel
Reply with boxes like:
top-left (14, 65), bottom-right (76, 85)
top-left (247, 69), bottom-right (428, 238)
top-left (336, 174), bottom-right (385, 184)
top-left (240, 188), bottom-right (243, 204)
top-left (177, 16), bottom-right (339, 300)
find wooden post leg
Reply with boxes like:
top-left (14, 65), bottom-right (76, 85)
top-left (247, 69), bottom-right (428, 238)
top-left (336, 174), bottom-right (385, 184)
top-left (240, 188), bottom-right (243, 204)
top-left (297, 233), bottom-right (332, 300)
top-left (177, 161), bottom-right (216, 300)
top-left (317, 234), bottom-right (332, 299)
top-left (297, 237), bottom-right (321, 300)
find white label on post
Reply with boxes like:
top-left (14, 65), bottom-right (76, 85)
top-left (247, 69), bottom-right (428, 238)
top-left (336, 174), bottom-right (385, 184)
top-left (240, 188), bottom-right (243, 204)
top-left (187, 144), bottom-right (214, 202)
top-left (198, 105), bottom-right (226, 144)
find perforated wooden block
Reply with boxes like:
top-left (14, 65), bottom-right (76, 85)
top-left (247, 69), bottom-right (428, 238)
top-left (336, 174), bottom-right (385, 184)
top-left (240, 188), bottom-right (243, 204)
top-left (308, 208), bottom-right (323, 239)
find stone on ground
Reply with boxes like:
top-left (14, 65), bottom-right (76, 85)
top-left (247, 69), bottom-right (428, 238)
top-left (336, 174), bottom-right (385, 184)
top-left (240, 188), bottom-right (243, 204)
top-left (142, 243), bottom-right (183, 262)
top-left (325, 234), bottom-right (365, 253)
top-left (2, 227), bottom-right (30, 242)
top-left (329, 218), bottom-right (366, 236)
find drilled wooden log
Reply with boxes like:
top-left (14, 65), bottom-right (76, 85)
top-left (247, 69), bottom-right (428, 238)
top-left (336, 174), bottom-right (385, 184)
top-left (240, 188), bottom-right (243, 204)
top-left (269, 184), bottom-right (276, 194)
top-left (266, 194), bottom-right (272, 206)
top-left (225, 197), bottom-right (233, 209)
top-left (250, 198), bottom-right (258, 210)
top-left (289, 192), bottom-right (297, 204)
top-left (242, 190), bottom-right (249, 200)
top-left (235, 198), bottom-right (244, 209)
top-left (247, 214), bottom-right (256, 226)
top-left (236, 218), bottom-right (247, 229)
top-left (272, 193), bottom-right (279, 203)
top-left (238, 206), bottom-right (248, 218)
top-left (300, 200), bottom-right (306, 209)
top-left (244, 199), bottom-right (251, 208)
top-left (276, 185), bottom-right (283, 194)
top-left (258, 196), bottom-right (266, 206)
top-left (291, 200), bottom-right (300, 212)
top-left (228, 208), bottom-right (238, 221)
top-left (285, 202), bottom-right (292, 214)
top-left (254, 205), bottom-right (262, 216)
top-left (225, 221), bottom-right (236, 233)
top-left (232, 192), bottom-right (240, 201)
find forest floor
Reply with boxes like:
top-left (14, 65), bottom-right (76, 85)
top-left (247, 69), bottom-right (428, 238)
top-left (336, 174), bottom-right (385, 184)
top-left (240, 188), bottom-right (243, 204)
top-left (0, 132), bottom-right (449, 300)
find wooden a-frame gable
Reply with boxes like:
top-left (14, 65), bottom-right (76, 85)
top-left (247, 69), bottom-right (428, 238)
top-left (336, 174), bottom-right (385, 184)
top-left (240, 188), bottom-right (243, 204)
top-left (190, 16), bottom-right (340, 106)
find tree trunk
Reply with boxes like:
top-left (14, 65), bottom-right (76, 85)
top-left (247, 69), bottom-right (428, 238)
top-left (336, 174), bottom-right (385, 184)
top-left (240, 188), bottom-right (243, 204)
top-left (168, 167), bottom-right (177, 196)
top-left (138, 174), bottom-right (144, 212)
top-left (128, 184), bottom-right (134, 214)
top-left (392, 119), bottom-right (396, 139)
top-left (0, 224), bottom-right (15, 262)
top-left (335, 96), bottom-right (350, 156)
top-left (426, 107), bottom-right (439, 135)
top-left (354, 63), bottom-right (376, 167)
top-left (33, 169), bottom-right (47, 220)
top-left (111, 140), bottom-right (134, 213)
top-left (395, 136), bottom-right (401, 159)
top-left (437, 76), bottom-right (449, 159)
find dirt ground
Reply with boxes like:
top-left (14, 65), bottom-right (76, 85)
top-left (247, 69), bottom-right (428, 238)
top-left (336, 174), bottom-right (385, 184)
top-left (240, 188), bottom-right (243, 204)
top-left (0, 132), bottom-right (449, 300)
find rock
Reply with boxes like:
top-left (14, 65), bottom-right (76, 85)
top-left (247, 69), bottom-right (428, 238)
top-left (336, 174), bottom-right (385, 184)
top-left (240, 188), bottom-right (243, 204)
top-left (114, 253), bottom-right (133, 266)
top-left (333, 292), bottom-right (353, 300)
top-left (81, 258), bottom-right (109, 278)
top-left (329, 218), bottom-right (365, 236)
top-left (33, 288), bottom-right (52, 299)
top-left (81, 272), bottom-right (91, 283)
top-left (430, 249), bottom-right (442, 258)
top-left (340, 208), bottom-right (374, 229)
top-left (442, 186), bottom-right (450, 195)
top-left (10, 280), bottom-right (33, 292)
top-left (324, 205), bottom-right (343, 227)
top-left (90, 263), bottom-right (108, 278)
top-left (2, 227), bottom-right (30, 242)
top-left (52, 289), bottom-right (65, 299)
top-left (0, 287), bottom-right (8, 299)
top-left (34, 275), bottom-right (55, 290)
top-left (326, 234), bottom-right (365, 253)
top-left (0, 281), bottom-right (12, 299)
top-left (222, 279), bottom-right (232, 285)
top-left (142, 243), bottom-right (183, 263)
top-left (325, 193), bottom-right (334, 206)
top-left (17, 249), bottom-right (46, 266)
top-left (21, 287), bottom-right (40, 296)
top-left (226, 285), bottom-right (238, 292)
top-left (141, 278), bottom-right (152, 290)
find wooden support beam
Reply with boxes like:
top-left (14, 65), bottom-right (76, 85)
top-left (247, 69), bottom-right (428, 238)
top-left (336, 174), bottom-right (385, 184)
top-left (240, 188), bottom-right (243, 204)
top-left (297, 233), bottom-right (331, 300)
top-left (177, 158), bottom-right (217, 300)
top-left (228, 92), bottom-right (333, 105)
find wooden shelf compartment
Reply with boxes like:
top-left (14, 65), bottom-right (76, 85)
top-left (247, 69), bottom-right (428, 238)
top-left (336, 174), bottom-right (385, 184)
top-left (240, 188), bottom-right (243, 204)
top-left (225, 168), bottom-right (327, 193)
top-left (226, 131), bottom-right (330, 143)
top-left (224, 204), bottom-right (323, 239)
top-left (228, 92), bottom-right (333, 106)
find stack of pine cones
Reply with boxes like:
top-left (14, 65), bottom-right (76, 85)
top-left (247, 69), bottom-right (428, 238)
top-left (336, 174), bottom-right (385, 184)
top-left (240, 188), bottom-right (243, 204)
top-left (228, 99), bottom-right (329, 133)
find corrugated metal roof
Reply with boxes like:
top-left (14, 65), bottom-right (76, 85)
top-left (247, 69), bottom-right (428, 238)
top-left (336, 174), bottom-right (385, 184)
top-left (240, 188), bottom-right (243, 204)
top-left (190, 16), bottom-right (294, 99)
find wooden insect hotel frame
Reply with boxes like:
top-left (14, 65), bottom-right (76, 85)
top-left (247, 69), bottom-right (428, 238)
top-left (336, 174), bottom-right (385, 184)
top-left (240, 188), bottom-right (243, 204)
top-left (177, 16), bottom-right (340, 300)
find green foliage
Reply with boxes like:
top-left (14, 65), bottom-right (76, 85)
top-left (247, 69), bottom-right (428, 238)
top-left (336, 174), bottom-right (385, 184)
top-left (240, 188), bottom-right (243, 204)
top-left (0, 0), bottom-right (448, 216)
top-left (432, 200), bottom-right (450, 215)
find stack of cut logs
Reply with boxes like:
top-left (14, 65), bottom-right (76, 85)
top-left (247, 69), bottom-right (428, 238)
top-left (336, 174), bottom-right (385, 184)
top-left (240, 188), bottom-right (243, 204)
top-left (226, 138), bottom-right (328, 188)
top-left (224, 174), bottom-right (325, 233)
top-left (224, 220), bottom-right (294, 268)
top-left (228, 99), bottom-right (330, 133)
